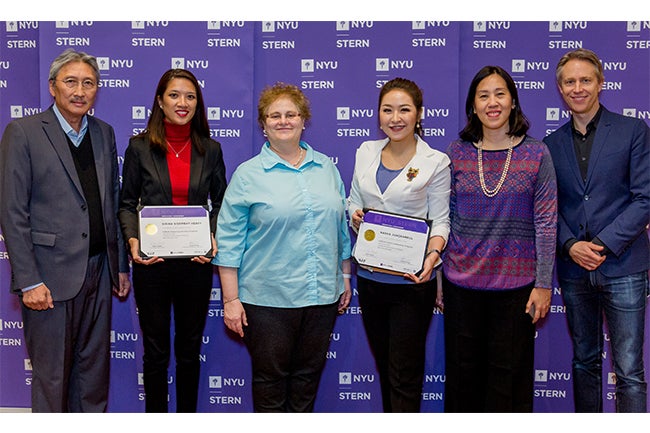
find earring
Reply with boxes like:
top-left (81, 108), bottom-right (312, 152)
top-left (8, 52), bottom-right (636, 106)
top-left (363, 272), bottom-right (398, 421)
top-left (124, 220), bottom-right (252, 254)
top-left (263, 130), bottom-right (268, 137)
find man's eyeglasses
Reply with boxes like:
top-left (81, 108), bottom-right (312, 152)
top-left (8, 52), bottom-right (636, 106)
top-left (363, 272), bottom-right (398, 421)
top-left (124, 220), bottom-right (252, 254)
top-left (56, 78), bottom-right (97, 89)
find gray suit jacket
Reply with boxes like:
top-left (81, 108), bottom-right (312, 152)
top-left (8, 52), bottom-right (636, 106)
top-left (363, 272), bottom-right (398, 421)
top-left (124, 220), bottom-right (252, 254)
top-left (0, 106), bottom-right (128, 301)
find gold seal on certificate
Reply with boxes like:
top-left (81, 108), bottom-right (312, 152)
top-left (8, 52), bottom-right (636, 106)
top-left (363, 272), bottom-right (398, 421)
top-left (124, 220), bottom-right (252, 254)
top-left (138, 205), bottom-right (213, 258)
top-left (353, 209), bottom-right (432, 275)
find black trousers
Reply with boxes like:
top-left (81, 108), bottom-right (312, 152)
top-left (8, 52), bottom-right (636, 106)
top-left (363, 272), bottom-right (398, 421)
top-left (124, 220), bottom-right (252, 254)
top-left (357, 276), bottom-right (436, 412)
top-left (242, 301), bottom-right (339, 412)
top-left (442, 275), bottom-right (535, 412)
top-left (132, 259), bottom-right (212, 412)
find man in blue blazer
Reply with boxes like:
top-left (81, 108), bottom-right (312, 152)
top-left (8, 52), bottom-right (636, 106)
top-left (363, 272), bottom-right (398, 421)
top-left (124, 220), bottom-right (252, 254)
top-left (0, 49), bottom-right (130, 412)
top-left (544, 48), bottom-right (650, 412)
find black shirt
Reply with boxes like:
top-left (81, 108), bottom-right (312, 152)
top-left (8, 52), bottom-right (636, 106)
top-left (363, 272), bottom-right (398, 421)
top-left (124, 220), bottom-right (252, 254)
top-left (571, 104), bottom-right (603, 182)
top-left (564, 104), bottom-right (609, 255)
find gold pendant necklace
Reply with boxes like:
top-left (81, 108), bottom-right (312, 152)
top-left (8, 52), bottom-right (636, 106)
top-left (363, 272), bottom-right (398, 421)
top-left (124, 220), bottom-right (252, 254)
top-left (292, 147), bottom-right (304, 167)
top-left (168, 140), bottom-right (190, 158)
top-left (270, 145), bottom-right (304, 167)
top-left (477, 136), bottom-right (514, 198)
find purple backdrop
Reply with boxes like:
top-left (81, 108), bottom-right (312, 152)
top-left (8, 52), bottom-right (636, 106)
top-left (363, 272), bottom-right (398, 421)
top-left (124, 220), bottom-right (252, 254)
top-left (0, 20), bottom-right (649, 412)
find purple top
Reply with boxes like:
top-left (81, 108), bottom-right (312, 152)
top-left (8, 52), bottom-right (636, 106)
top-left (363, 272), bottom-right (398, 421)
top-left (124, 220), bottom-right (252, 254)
top-left (442, 136), bottom-right (557, 290)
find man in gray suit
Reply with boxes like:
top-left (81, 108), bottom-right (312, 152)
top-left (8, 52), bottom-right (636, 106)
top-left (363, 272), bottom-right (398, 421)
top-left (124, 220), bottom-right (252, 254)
top-left (0, 49), bottom-right (130, 412)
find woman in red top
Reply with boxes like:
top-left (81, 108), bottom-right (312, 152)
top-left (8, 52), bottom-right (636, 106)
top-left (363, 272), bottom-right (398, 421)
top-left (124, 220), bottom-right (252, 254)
top-left (119, 69), bottom-right (227, 412)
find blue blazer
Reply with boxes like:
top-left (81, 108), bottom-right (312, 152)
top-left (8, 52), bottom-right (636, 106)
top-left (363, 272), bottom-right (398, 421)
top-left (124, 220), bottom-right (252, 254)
top-left (0, 107), bottom-right (129, 299)
top-left (543, 106), bottom-right (650, 279)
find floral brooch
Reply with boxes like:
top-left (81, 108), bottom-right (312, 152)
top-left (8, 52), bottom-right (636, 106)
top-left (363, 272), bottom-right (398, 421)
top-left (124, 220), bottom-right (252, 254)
top-left (406, 167), bottom-right (419, 182)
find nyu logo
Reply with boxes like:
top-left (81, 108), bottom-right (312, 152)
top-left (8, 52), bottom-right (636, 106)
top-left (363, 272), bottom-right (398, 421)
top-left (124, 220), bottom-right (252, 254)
top-left (623, 108), bottom-right (650, 119)
top-left (171, 57), bottom-right (209, 70)
top-left (209, 376), bottom-right (245, 388)
top-left (607, 372), bottom-right (617, 385)
top-left (55, 21), bottom-right (93, 28)
top-left (6, 21), bottom-right (39, 31)
top-left (10, 105), bottom-right (23, 118)
top-left (336, 21), bottom-right (374, 31)
top-left (549, 21), bottom-right (588, 32)
top-left (262, 21), bottom-right (299, 32)
top-left (207, 107), bottom-right (245, 121)
top-left (207, 107), bottom-right (221, 120)
top-left (375, 58), bottom-right (413, 72)
top-left (110, 330), bottom-right (138, 343)
top-left (602, 61), bottom-right (627, 71)
top-left (412, 21), bottom-right (450, 30)
top-left (10, 106), bottom-right (44, 118)
top-left (512, 59), bottom-right (550, 73)
top-left (422, 107), bottom-right (450, 118)
top-left (131, 21), bottom-right (169, 29)
top-left (301, 59), bottom-right (339, 72)
top-left (546, 107), bottom-right (572, 122)
top-left (339, 372), bottom-right (375, 384)
top-left (96, 57), bottom-right (134, 70)
top-left (473, 21), bottom-right (511, 31)
top-left (336, 107), bottom-right (374, 120)
top-left (132, 106), bottom-right (148, 120)
top-left (535, 369), bottom-right (548, 382)
top-left (623, 108), bottom-right (638, 118)
top-left (535, 369), bottom-right (571, 382)
top-left (627, 21), bottom-right (650, 31)
top-left (339, 372), bottom-right (352, 385)
top-left (208, 21), bottom-right (244, 30)
top-left (210, 288), bottom-right (221, 302)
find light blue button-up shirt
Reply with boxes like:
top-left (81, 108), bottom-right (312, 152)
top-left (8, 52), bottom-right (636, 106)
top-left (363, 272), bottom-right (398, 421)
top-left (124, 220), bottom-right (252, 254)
top-left (52, 104), bottom-right (88, 147)
top-left (213, 141), bottom-right (351, 308)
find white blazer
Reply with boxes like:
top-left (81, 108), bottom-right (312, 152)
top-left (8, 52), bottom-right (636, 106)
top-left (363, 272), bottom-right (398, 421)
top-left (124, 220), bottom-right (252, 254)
top-left (347, 136), bottom-right (451, 241)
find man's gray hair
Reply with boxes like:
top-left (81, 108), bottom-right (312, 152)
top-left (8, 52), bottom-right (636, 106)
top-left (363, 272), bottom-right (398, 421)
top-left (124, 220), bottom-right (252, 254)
top-left (48, 48), bottom-right (100, 82)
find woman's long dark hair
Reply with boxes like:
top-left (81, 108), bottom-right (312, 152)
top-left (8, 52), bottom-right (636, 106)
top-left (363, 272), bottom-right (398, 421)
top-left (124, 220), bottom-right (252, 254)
top-left (137, 68), bottom-right (210, 155)
top-left (459, 65), bottom-right (529, 143)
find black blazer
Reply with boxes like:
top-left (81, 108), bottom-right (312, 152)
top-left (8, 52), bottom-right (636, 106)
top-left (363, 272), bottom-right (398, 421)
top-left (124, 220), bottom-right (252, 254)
top-left (118, 134), bottom-right (227, 244)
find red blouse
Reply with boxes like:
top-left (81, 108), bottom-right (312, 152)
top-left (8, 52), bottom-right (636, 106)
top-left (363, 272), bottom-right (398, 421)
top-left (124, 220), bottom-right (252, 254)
top-left (164, 121), bottom-right (192, 205)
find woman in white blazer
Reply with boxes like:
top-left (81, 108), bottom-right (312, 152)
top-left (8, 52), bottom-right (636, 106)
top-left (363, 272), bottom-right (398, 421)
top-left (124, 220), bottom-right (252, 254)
top-left (347, 78), bottom-right (451, 412)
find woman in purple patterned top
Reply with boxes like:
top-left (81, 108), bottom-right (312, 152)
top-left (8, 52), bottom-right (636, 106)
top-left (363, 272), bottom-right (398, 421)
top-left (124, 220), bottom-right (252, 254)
top-left (442, 66), bottom-right (557, 412)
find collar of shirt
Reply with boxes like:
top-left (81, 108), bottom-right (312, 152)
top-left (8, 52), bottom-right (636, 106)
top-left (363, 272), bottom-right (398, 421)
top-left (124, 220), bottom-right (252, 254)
top-left (52, 104), bottom-right (88, 147)
top-left (260, 140), bottom-right (322, 170)
top-left (571, 104), bottom-right (603, 140)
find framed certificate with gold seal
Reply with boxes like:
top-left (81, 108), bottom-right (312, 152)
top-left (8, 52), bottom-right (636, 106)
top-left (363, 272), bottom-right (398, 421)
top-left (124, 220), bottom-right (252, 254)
top-left (138, 205), bottom-right (213, 258)
top-left (352, 209), bottom-right (432, 275)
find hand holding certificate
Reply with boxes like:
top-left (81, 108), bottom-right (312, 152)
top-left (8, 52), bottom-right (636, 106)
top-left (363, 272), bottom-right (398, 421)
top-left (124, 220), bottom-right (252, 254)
top-left (138, 205), bottom-right (213, 259)
top-left (353, 209), bottom-right (438, 275)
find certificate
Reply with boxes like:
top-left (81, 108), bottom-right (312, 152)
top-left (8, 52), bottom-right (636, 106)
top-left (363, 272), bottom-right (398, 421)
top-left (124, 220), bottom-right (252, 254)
top-left (138, 205), bottom-right (213, 258)
top-left (353, 209), bottom-right (432, 275)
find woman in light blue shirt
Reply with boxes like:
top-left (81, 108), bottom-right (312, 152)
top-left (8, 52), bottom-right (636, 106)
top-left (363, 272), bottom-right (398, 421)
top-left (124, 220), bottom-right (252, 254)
top-left (212, 82), bottom-right (352, 412)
